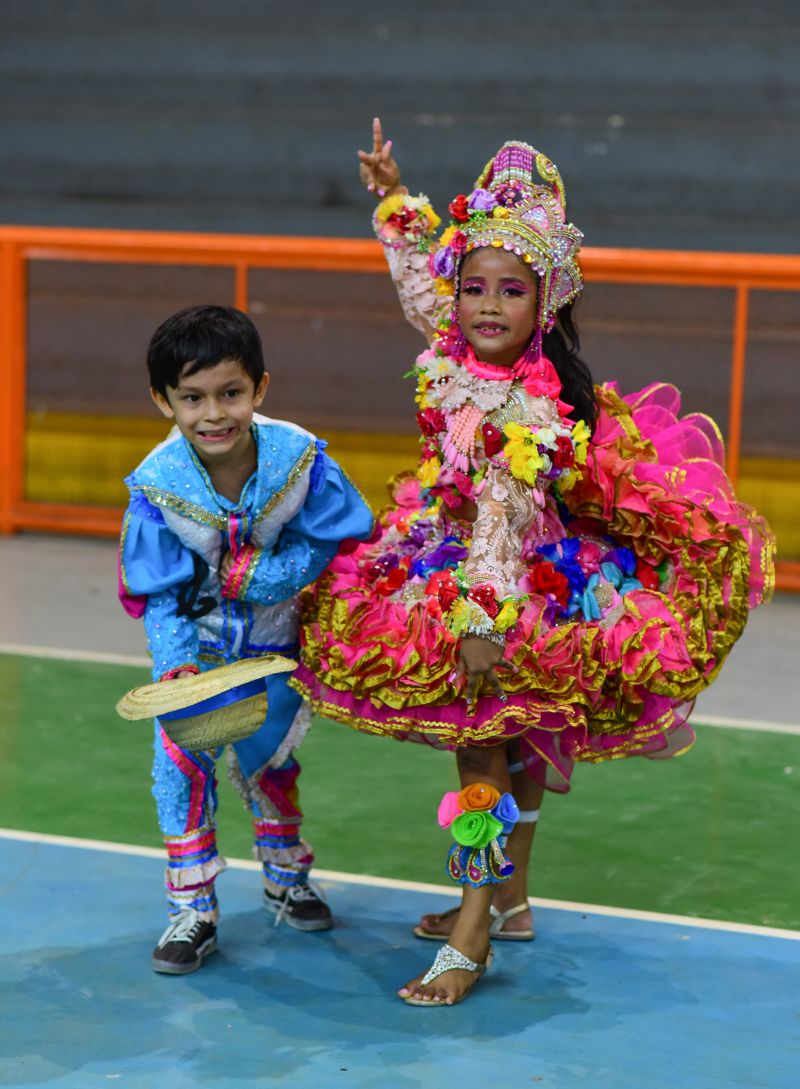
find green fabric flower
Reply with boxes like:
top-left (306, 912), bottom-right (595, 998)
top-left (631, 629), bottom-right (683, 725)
top-left (451, 810), bottom-right (503, 849)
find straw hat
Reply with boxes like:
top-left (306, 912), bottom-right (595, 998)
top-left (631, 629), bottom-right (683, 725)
top-left (116, 655), bottom-right (297, 751)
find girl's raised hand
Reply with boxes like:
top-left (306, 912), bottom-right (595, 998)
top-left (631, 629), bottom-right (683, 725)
top-left (357, 116), bottom-right (403, 196)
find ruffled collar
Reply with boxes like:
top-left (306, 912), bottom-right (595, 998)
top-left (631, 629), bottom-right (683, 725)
top-left (462, 345), bottom-right (568, 410)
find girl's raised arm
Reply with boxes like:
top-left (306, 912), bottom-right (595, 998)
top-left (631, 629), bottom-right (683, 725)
top-left (360, 118), bottom-right (444, 342)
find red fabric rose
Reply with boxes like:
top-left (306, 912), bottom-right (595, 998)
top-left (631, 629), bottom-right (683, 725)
top-left (467, 583), bottom-right (500, 619)
top-left (364, 560), bottom-right (387, 582)
top-left (448, 194), bottom-right (470, 222)
top-left (482, 423), bottom-right (504, 458)
top-left (416, 408), bottom-right (446, 437)
top-left (635, 560), bottom-right (660, 591)
top-left (449, 230), bottom-right (468, 254)
top-left (387, 207), bottom-right (419, 233)
top-left (552, 435), bottom-right (575, 469)
top-left (425, 571), bottom-right (461, 612)
top-left (529, 562), bottom-right (570, 605)
top-left (375, 566), bottom-right (408, 597)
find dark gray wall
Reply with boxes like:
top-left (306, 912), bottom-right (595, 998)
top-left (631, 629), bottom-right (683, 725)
top-left (2, 1), bottom-right (800, 252)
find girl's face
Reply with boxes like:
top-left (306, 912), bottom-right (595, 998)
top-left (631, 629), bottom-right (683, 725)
top-left (458, 247), bottom-right (538, 367)
top-left (150, 358), bottom-right (269, 468)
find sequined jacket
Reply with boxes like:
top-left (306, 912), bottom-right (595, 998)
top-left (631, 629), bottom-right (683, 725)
top-left (119, 415), bottom-right (373, 679)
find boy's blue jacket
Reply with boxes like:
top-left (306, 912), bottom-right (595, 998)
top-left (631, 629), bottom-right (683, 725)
top-left (119, 415), bottom-right (373, 680)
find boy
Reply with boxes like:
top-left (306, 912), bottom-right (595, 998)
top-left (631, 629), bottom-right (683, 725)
top-left (118, 304), bottom-right (373, 974)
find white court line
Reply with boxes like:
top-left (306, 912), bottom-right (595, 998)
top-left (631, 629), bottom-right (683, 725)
top-left (0, 642), bottom-right (150, 668)
top-left (692, 714), bottom-right (800, 737)
top-left (1, 641), bottom-right (799, 736)
top-left (3, 827), bottom-right (799, 943)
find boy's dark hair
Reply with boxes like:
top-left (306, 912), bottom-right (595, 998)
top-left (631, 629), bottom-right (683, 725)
top-left (147, 305), bottom-right (265, 396)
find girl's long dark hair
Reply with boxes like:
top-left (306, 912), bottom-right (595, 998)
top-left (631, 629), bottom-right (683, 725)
top-left (543, 302), bottom-right (597, 430)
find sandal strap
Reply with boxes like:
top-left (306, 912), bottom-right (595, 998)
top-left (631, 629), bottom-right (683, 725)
top-left (489, 902), bottom-right (530, 928)
top-left (420, 943), bottom-right (493, 986)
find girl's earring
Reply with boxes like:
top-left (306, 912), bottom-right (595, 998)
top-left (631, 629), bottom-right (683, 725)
top-left (516, 327), bottom-right (543, 376)
top-left (448, 304), bottom-right (469, 360)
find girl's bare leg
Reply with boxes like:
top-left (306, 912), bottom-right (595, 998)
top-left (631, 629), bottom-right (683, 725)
top-left (399, 743), bottom-right (511, 1004)
top-left (416, 741), bottom-right (545, 939)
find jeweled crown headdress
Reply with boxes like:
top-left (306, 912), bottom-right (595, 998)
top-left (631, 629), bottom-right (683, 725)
top-left (433, 141), bottom-right (583, 360)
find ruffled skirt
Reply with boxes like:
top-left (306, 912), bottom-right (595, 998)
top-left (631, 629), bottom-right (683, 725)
top-left (292, 384), bottom-right (774, 791)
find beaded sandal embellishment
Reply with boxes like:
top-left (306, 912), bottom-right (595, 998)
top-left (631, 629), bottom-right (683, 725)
top-left (419, 942), bottom-right (494, 987)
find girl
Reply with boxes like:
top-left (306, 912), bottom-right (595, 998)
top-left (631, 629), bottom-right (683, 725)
top-left (292, 122), bottom-right (774, 1006)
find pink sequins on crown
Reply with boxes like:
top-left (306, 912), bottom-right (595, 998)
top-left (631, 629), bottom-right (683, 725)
top-left (482, 142), bottom-right (535, 190)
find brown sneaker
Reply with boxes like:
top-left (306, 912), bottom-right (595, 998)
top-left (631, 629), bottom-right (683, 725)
top-left (152, 909), bottom-right (217, 974)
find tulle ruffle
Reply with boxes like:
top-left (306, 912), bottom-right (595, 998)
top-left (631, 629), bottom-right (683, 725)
top-left (292, 383), bottom-right (774, 791)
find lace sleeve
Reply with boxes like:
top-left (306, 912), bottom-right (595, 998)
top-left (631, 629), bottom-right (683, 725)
top-left (372, 193), bottom-right (449, 340)
top-left (463, 464), bottom-right (541, 600)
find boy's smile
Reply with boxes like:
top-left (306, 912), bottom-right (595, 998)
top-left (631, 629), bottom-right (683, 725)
top-left (151, 358), bottom-right (269, 469)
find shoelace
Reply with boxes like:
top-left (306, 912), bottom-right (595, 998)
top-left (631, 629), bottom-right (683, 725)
top-left (157, 910), bottom-right (207, 948)
top-left (269, 882), bottom-right (326, 928)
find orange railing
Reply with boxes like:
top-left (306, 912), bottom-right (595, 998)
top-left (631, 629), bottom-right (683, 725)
top-left (1, 224), bottom-right (799, 590)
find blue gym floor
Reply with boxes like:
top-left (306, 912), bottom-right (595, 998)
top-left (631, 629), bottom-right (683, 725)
top-left (2, 832), bottom-right (798, 1089)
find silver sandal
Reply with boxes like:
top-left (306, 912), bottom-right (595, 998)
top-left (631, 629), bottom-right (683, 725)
top-left (402, 943), bottom-right (494, 1007)
top-left (489, 902), bottom-right (535, 941)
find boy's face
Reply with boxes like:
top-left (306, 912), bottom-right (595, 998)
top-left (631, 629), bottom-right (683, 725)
top-left (151, 358), bottom-right (269, 467)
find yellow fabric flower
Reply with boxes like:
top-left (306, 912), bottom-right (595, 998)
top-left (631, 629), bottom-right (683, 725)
top-left (504, 422), bottom-right (545, 485)
top-left (434, 276), bottom-right (455, 296)
top-left (492, 206), bottom-right (510, 219)
top-left (422, 206), bottom-right (441, 230)
top-left (418, 455), bottom-right (442, 489)
top-left (415, 375), bottom-right (431, 409)
top-left (439, 225), bottom-right (458, 247)
top-left (571, 419), bottom-right (590, 465)
top-left (375, 193), bottom-right (409, 223)
top-left (559, 468), bottom-right (579, 492)
top-left (494, 600), bottom-right (519, 633)
top-left (446, 597), bottom-right (471, 635)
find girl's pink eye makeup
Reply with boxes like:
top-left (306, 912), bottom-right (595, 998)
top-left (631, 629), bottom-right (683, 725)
top-left (461, 278), bottom-right (531, 293)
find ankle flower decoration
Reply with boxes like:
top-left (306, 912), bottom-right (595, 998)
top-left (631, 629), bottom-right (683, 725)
top-left (437, 783), bottom-right (520, 887)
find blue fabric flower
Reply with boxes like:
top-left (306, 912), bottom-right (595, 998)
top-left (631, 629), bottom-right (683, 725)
top-left (411, 537), bottom-right (469, 578)
top-left (602, 545), bottom-right (637, 577)
top-left (491, 793), bottom-right (520, 835)
top-left (600, 561), bottom-right (641, 597)
top-left (580, 573), bottom-right (603, 621)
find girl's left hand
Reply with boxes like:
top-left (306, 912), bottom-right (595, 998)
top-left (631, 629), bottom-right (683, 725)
top-left (457, 635), bottom-right (507, 709)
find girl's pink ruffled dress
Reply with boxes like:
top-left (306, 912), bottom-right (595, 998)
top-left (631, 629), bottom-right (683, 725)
top-left (291, 178), bottom-right (774, 793)
top-left (293, 360), bottom-right (773, 791)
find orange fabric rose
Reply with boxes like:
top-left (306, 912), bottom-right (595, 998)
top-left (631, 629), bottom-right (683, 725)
top-left (457, 782), bottom-right (501, 812)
